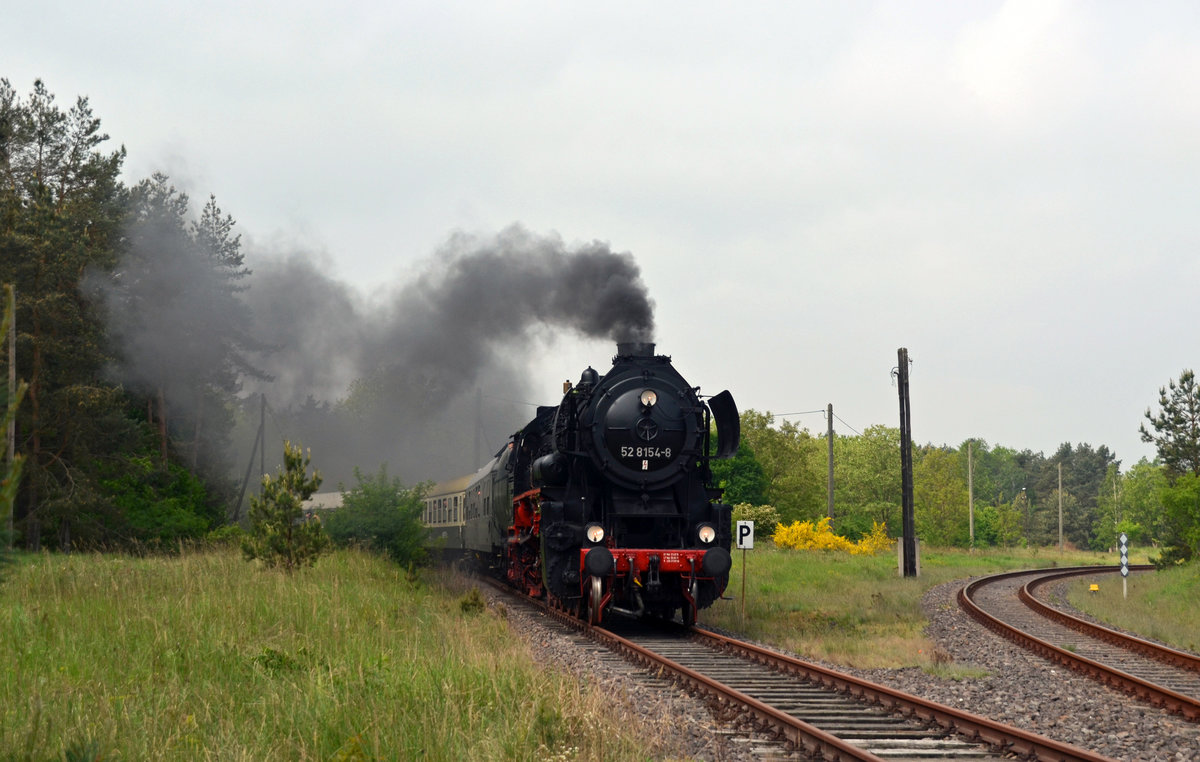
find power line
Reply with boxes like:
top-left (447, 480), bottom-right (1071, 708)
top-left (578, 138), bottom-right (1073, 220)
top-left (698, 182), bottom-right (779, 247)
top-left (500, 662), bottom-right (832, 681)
top-left (832, 414), bottom-right (861, 437)
top-left (771, 408), bottom-right (862, 437)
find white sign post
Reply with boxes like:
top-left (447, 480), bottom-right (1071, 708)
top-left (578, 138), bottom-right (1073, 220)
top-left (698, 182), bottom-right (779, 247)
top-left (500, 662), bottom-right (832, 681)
top-left (1119, 532), bottom-right (1129, 600)
top-left (736, 521), bottom-right (754, 624)
top-left (736, 520), bottom-right (755, 550)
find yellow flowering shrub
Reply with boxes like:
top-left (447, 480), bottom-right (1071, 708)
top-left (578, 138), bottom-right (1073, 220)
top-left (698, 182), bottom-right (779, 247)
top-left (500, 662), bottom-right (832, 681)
top-left (855, 521), bottom-right (893, 555)
top-left (773, 517), bottom-right (892, 556)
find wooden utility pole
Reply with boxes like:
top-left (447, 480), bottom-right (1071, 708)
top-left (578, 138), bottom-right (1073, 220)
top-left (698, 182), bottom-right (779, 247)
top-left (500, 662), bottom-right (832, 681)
top-left (1058, 462), bottom-right (1064, 553)
top-left (826, 403), bottom-right (834, 521)
top-left (968, 441), bottom-right (974, 548)
top-left (234, 393), bottom-right (267, 525)
top-left (259, 392), bottom-right (265, 480)
top-left (896, 348), bottom-right (916, 577)
top-left (6, 285), bottom-right (15, 549)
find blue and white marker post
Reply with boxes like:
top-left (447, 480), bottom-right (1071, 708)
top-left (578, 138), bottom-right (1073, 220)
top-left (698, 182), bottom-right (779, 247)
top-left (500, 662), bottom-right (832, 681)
top-left (736, 520), bottom-right (754, 625)
top-left (1119, 532), bottom-right (1129, 600)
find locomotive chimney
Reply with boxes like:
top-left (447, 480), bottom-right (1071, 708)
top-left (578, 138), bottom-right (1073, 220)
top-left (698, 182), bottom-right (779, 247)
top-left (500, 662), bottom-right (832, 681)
top-left (616, 341), bottom-right (655, 357)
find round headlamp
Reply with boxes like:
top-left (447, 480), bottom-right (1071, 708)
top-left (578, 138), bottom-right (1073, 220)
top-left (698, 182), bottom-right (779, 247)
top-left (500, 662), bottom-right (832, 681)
top-left (697, 523), bottom-right (717, 545)
top-left (639, 389), bottom-right (658, 407)
top-left (585, 523), bottom-right (605, 544)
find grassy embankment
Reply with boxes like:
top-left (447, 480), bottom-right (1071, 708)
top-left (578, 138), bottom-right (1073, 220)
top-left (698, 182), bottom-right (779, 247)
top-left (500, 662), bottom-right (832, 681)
top-left (0, 548), bottom-right (666, 761)
top-left (5, 542), bottom-right (1192, 758)
top-left (1065, 561), bottom-right (1200, 653)
top-left (700, 543), bottom-right (1173, 670)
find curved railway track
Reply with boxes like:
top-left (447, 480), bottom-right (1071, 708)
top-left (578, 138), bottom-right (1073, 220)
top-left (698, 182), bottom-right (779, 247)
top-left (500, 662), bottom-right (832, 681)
top-left (487, 577), bottom-right (1114, 761)
top-left (958, 566), bottom-right (1200, 722)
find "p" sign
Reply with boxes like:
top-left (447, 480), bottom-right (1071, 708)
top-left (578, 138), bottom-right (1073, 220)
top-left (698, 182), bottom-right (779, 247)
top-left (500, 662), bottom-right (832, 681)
top-left (736, 520), bottom-right (754, 549)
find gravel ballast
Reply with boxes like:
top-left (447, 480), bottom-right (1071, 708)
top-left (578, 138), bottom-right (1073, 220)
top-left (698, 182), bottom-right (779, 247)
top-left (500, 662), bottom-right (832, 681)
top-left (490, 581), bottom-right (1200, 760)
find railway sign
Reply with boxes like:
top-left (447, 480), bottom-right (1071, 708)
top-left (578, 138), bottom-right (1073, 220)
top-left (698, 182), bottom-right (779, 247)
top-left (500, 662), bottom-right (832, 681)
top-left (1119, 532), bottom-right (1130, 599)
top-left (735, 520), bottom-right (754, 624)
top-left (736, 520), bottom-right (754, 549)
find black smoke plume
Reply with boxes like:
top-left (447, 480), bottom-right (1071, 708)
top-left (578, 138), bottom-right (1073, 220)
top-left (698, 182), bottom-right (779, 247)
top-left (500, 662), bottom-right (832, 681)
top-left (241, 225), bottom-right (655, 484)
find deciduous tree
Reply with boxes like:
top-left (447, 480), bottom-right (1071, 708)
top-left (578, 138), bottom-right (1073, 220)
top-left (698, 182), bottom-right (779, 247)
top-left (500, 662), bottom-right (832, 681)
top-left (324, 466), bottom-right (428, 567)
top-left (833, 425), bottom-right (902, 538)
top-left (708, 439), bottom-right (768, 507)
top-left (914, 446), bottom-right (969, 546)
top-left (738, 410), bottom-right (824, 523)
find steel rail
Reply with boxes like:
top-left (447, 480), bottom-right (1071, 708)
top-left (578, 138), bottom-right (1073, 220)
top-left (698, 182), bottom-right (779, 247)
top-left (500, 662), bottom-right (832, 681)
top-left (481, 574), bottom-right (1115, 760)
top-left (594, 626), bottom-right (879, 762)
top-left (1021, 567), bottom-right (1200, 674)
top-left (691, 627), bottom-right (1115, 762)
top-left (959, 566), bottom-right (1200, 722)
top-left (526, 589), bottom-right (885, 761)
top-left (516, 579), bottom-right (1114, 762)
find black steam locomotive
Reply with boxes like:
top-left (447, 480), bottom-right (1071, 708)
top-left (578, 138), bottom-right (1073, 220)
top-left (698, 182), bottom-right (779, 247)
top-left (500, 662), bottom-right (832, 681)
top-left (433, 342), bottom-right (739, 625)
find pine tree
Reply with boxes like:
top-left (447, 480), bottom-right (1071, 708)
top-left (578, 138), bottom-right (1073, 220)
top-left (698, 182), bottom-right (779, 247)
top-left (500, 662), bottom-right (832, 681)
top-left (0, 79), bottom-right (129, 549)
top-left (1140, 370), bottom-right (1200, 478)
top-left (242, 441), bottom-right (329, 571)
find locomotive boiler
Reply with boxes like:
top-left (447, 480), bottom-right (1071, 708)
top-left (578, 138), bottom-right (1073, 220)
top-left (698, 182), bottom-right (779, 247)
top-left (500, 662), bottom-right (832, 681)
top-left (458, 342), bottom-right (740, 625)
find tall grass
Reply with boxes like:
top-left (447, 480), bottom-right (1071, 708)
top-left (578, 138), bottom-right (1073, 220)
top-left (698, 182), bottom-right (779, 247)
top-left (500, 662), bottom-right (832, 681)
top-left (0, 548), bottom-right (660, 761)
top-left (703, 544), bottom-right (1125, 669)
top-left (1064, 562), bottom-right (1200, 653)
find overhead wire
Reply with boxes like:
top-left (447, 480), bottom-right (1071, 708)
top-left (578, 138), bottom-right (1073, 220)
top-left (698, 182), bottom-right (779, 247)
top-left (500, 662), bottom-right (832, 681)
top-left (770, 408), bottom-right (862, 437)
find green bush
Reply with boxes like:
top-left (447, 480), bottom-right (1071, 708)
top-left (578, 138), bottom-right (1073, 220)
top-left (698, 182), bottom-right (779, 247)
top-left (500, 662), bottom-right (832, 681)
top-left (731, 503), bottom-right (782, 538)
top-left (205, 524), bottom-right (245, 546)
top-left (100, 456), bottom-right (215, 543)
top-left (324, 466), bottom-right (428, 567)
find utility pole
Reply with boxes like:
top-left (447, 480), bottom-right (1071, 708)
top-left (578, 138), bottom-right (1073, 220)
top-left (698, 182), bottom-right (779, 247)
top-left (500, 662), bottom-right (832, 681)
top-left (259, 392), bottom-right (265, 481)
top-left (826, 403), bottom-right (834, 521)
top-left (6, 285), bottom-right (15, 549)
top-left (233, 393), bottom-right (267, 525)
top-left (968, 441), bottom-right (974, 548)
top-left (1058, 462), bottom-right (1064, 553)
top-left (896, 348), bottom-right (916, 577)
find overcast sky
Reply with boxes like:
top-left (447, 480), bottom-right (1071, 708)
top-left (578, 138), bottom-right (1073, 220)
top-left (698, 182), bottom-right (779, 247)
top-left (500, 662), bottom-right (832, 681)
top-left (8, 0), bottom-right (1200, 467)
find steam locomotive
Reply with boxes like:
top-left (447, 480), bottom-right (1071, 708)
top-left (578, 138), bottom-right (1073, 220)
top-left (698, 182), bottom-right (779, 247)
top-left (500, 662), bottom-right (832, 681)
top-left (424, 342), bottom-right (740, 625)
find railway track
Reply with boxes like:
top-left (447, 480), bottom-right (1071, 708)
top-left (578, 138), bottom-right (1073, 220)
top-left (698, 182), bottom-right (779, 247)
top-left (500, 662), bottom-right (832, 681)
top-left (958, 566), bottom-right (1200, 722)
top-left (486, 577), bottom-right (1114, 761)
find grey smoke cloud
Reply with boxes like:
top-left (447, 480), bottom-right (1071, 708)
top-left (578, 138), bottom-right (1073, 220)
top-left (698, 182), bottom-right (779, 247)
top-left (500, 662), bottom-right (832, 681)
top-left (241, 224), bottom-right (656, 483)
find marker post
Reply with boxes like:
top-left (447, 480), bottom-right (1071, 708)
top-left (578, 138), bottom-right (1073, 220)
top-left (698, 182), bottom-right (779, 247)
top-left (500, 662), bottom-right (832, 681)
top-left (736, 521), bottom-right (754, 625)
top-left (1119, 532), bottom-right (1129, 600)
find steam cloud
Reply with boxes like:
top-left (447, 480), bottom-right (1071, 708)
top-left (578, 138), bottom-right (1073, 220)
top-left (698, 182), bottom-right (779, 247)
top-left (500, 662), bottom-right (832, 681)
top-left (240, 225), bottom-right (656, 483)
